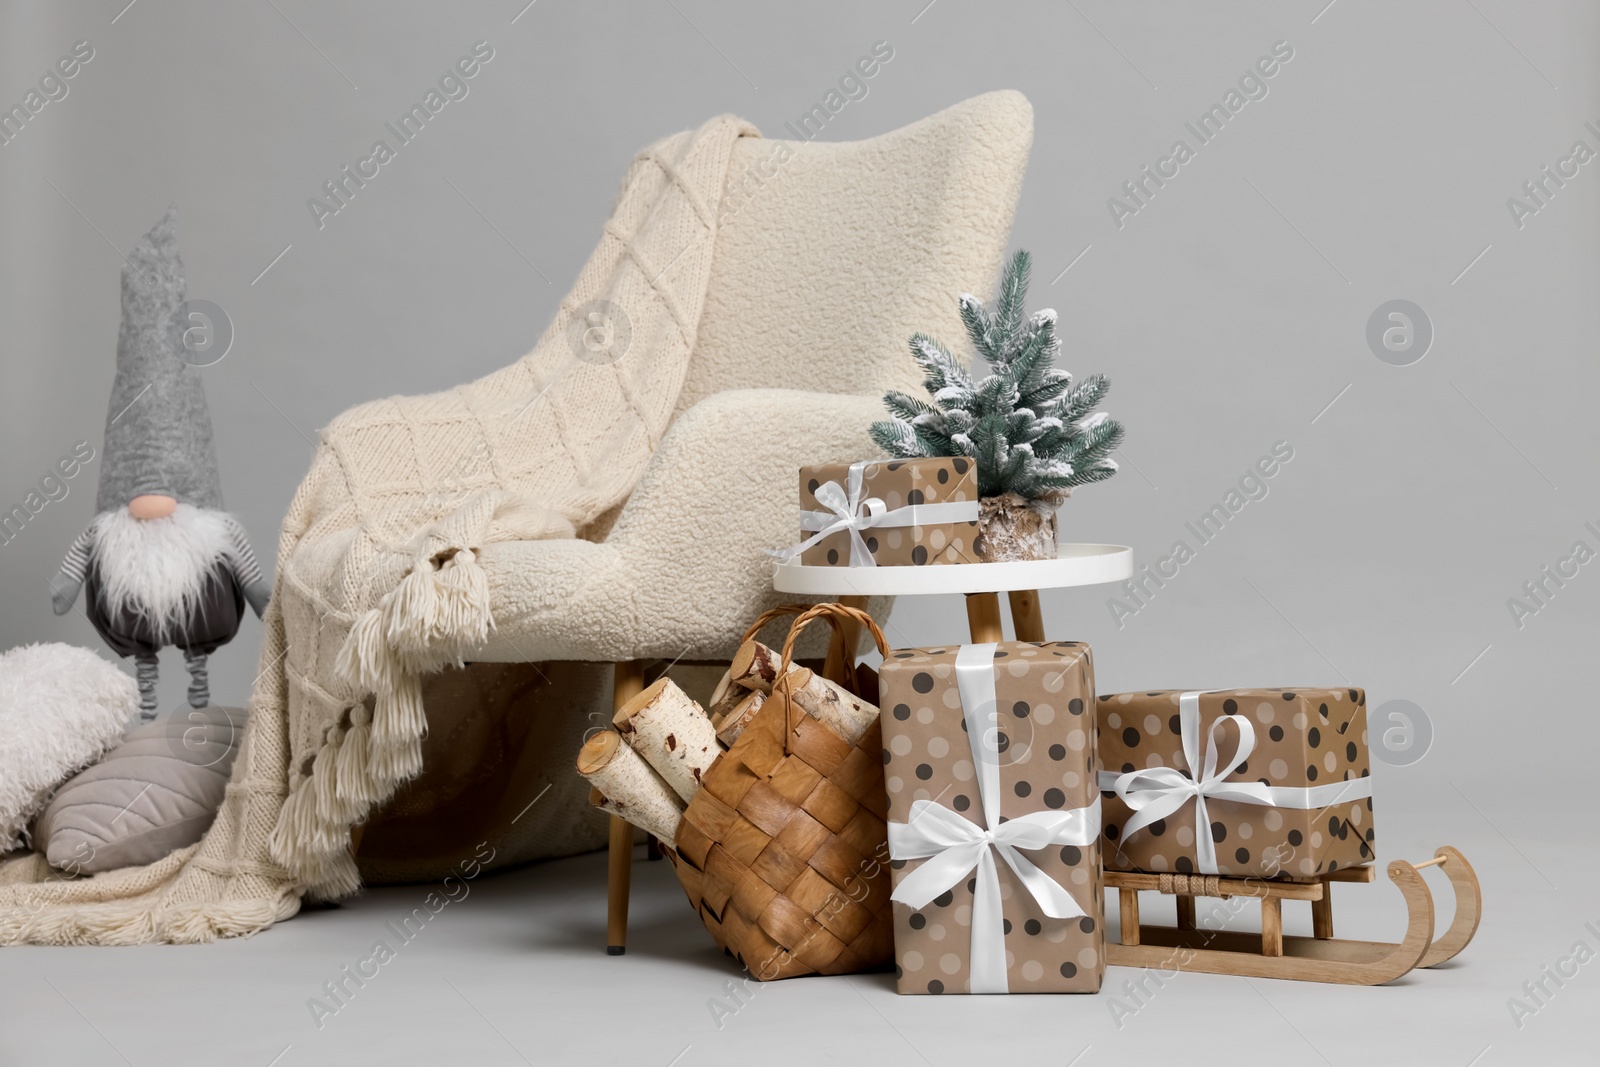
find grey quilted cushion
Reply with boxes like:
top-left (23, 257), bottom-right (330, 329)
top-left (34, 706), bottom-right (246, 875)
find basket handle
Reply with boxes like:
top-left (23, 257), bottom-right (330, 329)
top-left (738, 603), bottom-right (815, 648)
top-left (765, 603), bottom-right (888, 755)
top-left (776, 602), bottom-right (889, 686)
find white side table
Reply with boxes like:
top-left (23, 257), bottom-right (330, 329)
top-left (773, 543), bottom-right (1133, 671)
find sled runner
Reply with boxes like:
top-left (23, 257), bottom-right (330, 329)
top-left (1103, 846), bottom-right (1480, 984)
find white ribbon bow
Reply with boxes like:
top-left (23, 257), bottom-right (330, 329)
top-left (1099, 691), bottom-right (1374, 875)
top-left (888, 643), bottom-right (1100, 994)
top-left (767, 460), bottom-right (980, 567)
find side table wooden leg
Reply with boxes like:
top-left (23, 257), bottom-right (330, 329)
top-left (965, 591), bottom-right (1004, 643)
top-left (1007, 589), bottom-right (1045, 642)
top-left (606, 659), bottom-right (647, 955)
top-left (1175, 895), bottom-right (1196, 931)
top-left (823, 594), bottom-right (869, 686)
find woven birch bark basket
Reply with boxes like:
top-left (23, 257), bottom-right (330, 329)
top-left (666, 604), bottom-right (894, 980)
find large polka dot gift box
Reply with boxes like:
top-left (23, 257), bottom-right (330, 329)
top-left (879, 641), bottom-right (1104, 994)
top-left (791, 458), bottom-right (980, 567)
top-left (1096, 689), bottom-right (1374, 881)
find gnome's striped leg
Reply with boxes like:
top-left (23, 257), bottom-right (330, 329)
top-left (134, 653), bottom-right (161, 721)
top-left (182, 648), bottom-right (210, 708)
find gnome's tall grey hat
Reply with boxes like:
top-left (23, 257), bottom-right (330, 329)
top-left (96, 204), bottom-right (223, 513)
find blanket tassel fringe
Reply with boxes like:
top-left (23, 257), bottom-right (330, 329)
top-left (270, 548), bottom-right (493, 899)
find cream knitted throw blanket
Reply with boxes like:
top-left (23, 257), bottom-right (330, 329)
top-left (0, 114), bottom-right (756, 944)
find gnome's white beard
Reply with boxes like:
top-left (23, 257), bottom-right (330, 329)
top-left (90, 505), bottom-right (236, 644)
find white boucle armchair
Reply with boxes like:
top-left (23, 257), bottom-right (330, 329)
top-left (469, 91), bottom-right (1034, 951)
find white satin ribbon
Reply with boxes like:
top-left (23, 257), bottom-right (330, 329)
top-left (767, 460), bottom-right (980, 566)
top-left (888, 643), bottom-right (1101, 994)
top-left (1098, 691), bottom-right (1374, 875)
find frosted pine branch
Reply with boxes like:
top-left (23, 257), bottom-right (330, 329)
top-left (869, 248), bottom-right (1125, 499)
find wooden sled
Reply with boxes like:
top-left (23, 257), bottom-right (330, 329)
top-left (1103, 846), bottom-right (1481, 985)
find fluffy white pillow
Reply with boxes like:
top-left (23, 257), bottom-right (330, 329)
top-left (0, 643), bottom-right (136, 850)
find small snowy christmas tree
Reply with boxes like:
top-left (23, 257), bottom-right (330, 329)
top-left (870, 249), bottom-right (1125, 509)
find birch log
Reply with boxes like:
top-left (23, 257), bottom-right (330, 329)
top-left (715, 690), bottom-right (767, 748)
top-left (590, 782), bottom-right (656, 839)
top-left (706, 668), bottom-right (749, 726)
top-left (613, 678), bottom-right (719, 802)
top-left (785, 667), bottom-right (879, 745)
top-left (729, 640), bottom-right (803, 693)
top-left (576, 731), bottom-right (683, 841)
top-left (708, 666), bottom-right (735, 707)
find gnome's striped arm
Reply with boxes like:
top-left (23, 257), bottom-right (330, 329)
top-left (223, 516), bottom-right (271, 617)
top-left (50, 526), bottom-right (95, 615)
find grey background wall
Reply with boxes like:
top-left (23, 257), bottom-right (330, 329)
top-left (1, 2), bottom-right (1596, 1060)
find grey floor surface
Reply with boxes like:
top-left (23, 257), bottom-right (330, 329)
top-left (2, 814), bottom-right (1594, 1067)
top-left (2, 2), bottom-right (1598, 1065)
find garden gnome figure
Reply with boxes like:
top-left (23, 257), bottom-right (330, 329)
top-left (50, 205), bottom-right (269, 721)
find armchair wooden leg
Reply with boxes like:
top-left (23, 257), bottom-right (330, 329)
top-left (605, 815), bottom-right (633, 955)
top-left (606, 659), bottom-right (647, 955)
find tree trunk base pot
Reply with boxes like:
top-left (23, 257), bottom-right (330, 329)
top-left (974, 492), bottom-right (1065, 562)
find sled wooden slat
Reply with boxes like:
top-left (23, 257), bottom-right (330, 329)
top-left (1109, 870), bottom-right (1325, 900)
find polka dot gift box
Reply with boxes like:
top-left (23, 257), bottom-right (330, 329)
top-left (879, 641), bottom-right (1104, 994)
top-left (790, 458), bottom-right (980, 567)
top-left (1096, 689), bottom-right (1374, 881)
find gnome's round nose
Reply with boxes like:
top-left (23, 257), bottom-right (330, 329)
top-left (98, 203), bottom-right (225, 517)
top-left (128, 495), bottom-right (178, 519)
